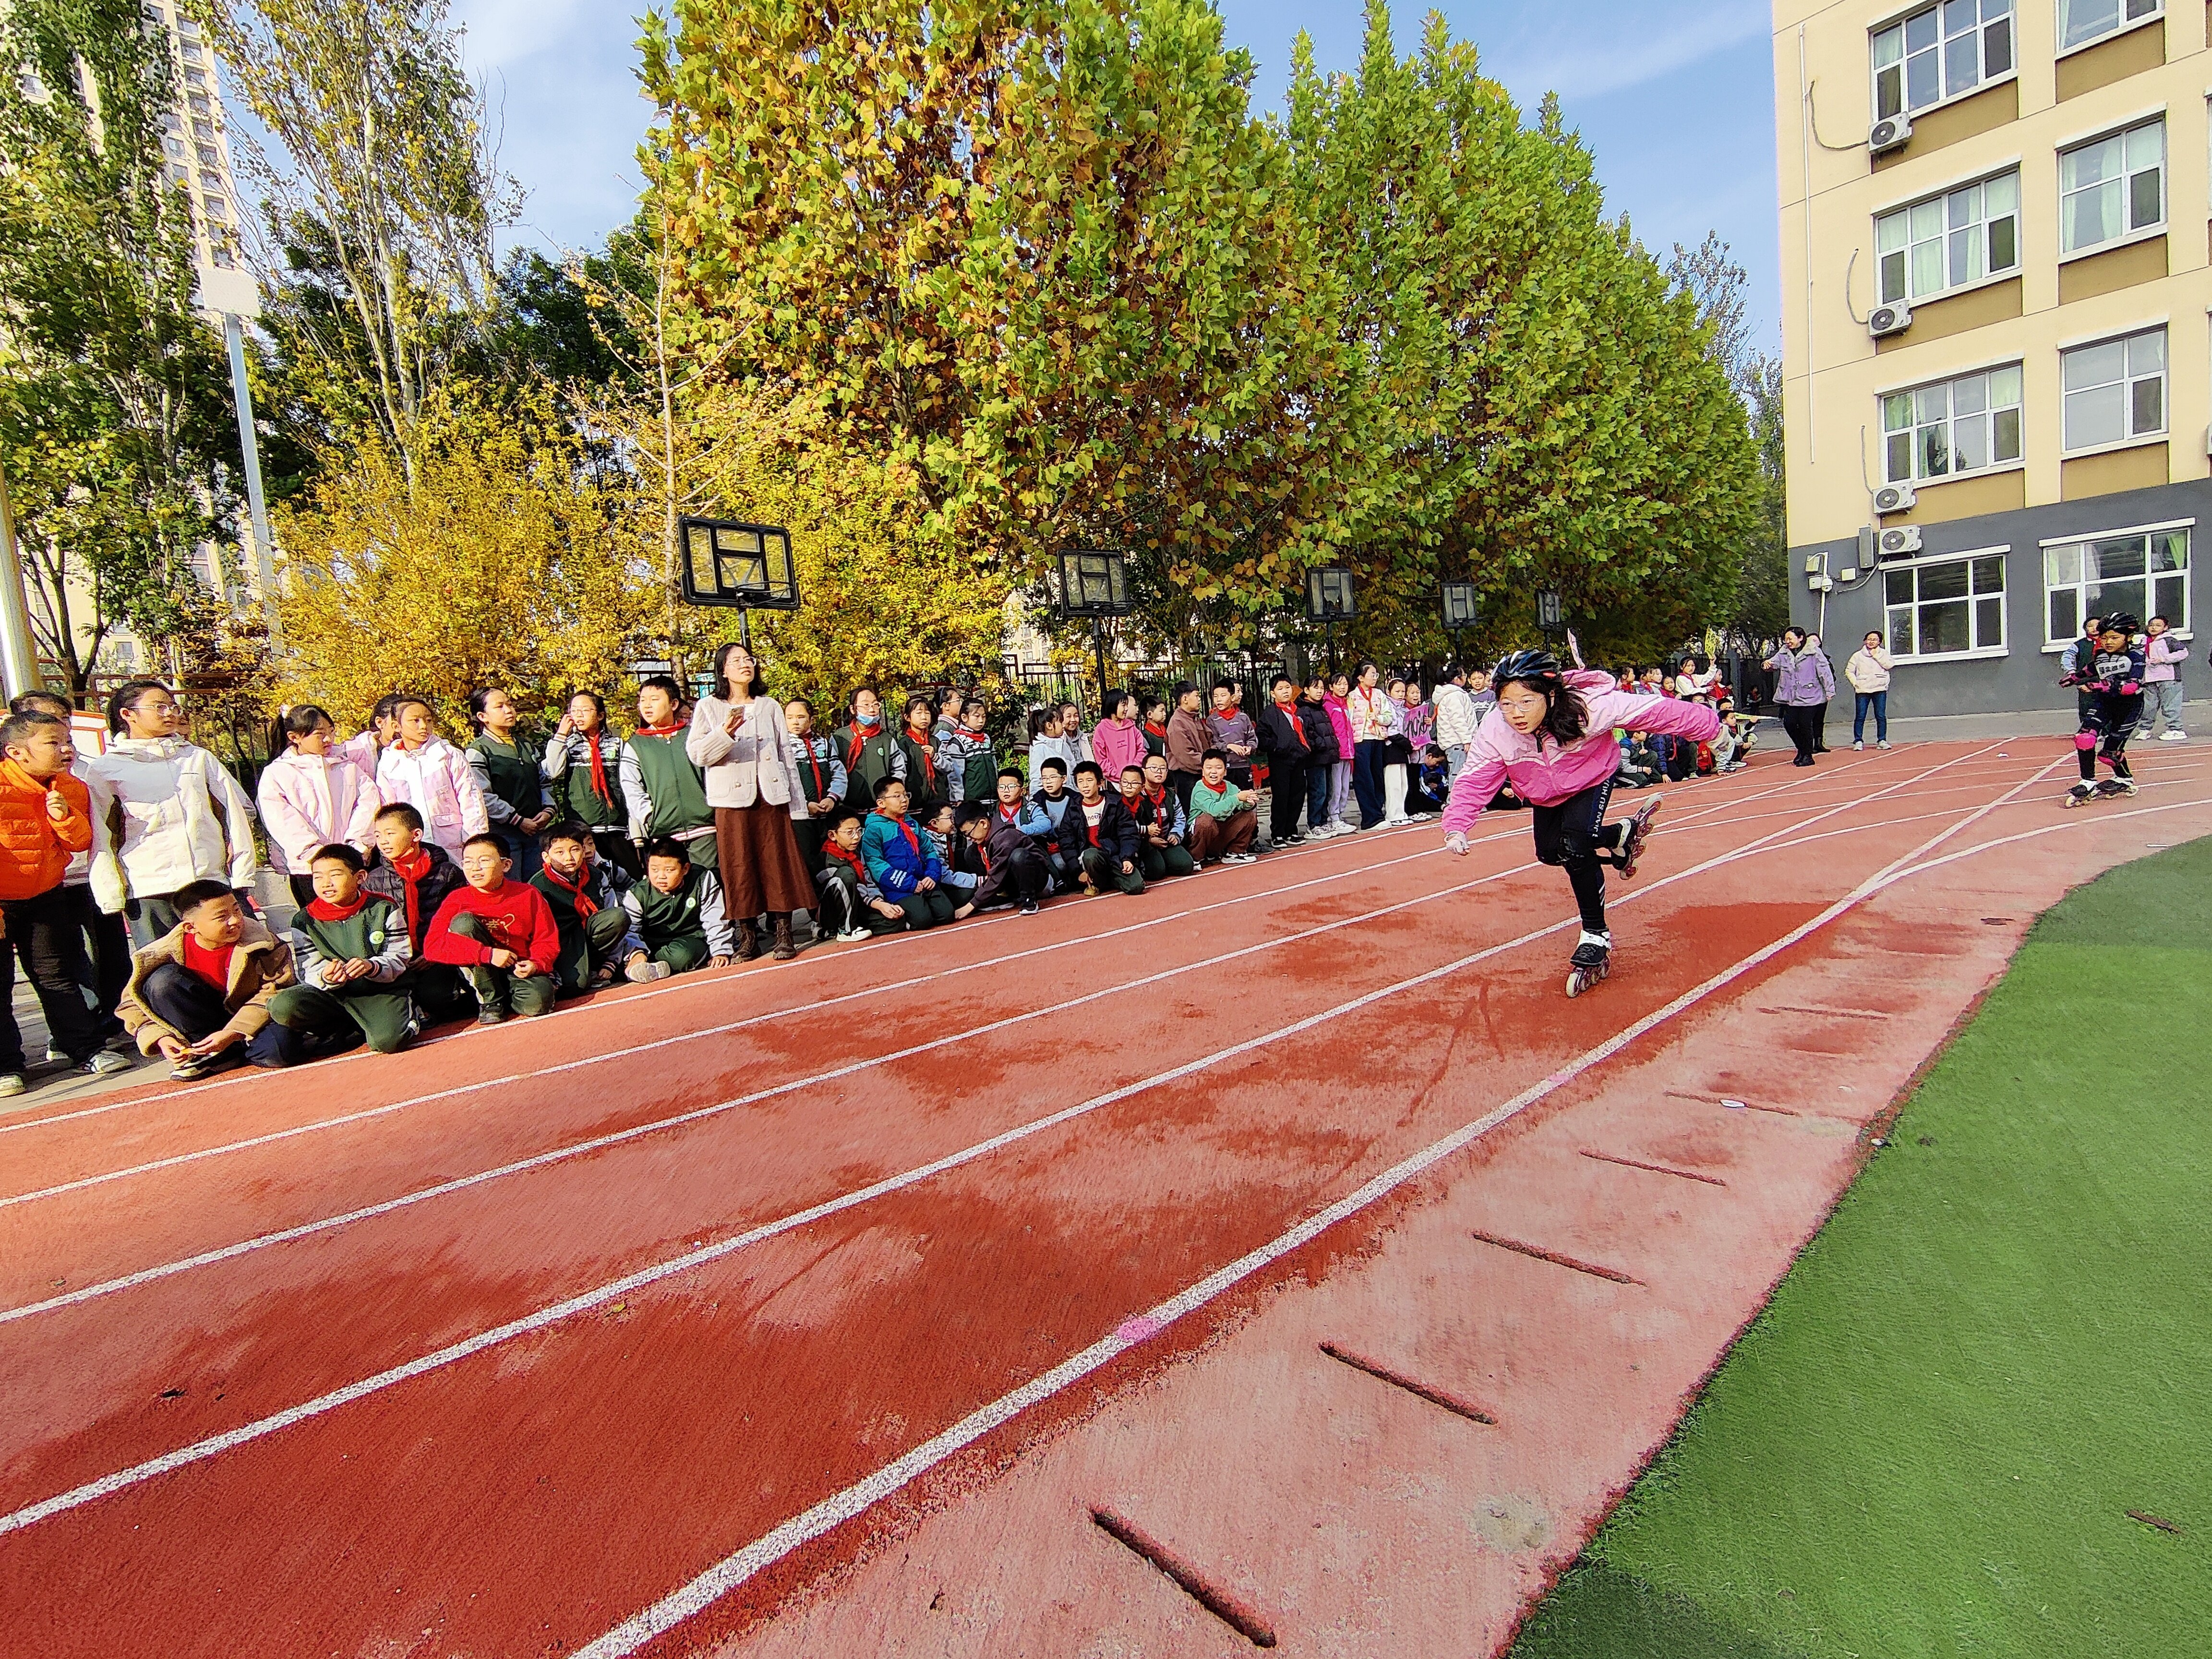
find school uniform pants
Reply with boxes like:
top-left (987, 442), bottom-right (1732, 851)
top-left (1531, 780), bottom-right (1623, 936)
top-left (1269, 757), bottom-right (1308, 842)
top-left (268, 982), bottom-right (419, 1055)
top-left (492, 827), bottom-right (542, 882)
top-left (1, 887), bottom-right (108, 1064)
top-left (1329, 759), bottom-right (1354, 823)
top-left (1079, 846), bottom-right (1146, 895)
top-left (1140, 842), bottom-right (1197, 880)
top-left (446, 911), bottom-right (558, 1017)
top-left (138, 962), bottom-right (303, 1066)
top-left (1167, 770), bottom-right (1201, 812)
top-left (2143, 679), bottom-right (2186, 735)
top-left (70, 883), bottom-right (130, 1030)
top-left (589, 826), bottom-right (640, 880)
top-left (639, 933), bottom-right (712, 974)
top-left (1305, 763), bottom-right (1333, 830)
top-left (895, 888), bottom-right (957, 929)
top-left (976, 848), bottom-right (1051, 908)
top-left (1351, 740), bottom-right (1387, 828)
top-left (553, 906), bottom-right (633, 993)
top-left (400, 962), bottom-right (477, 1023)
top-left (815, 868), bottom-right (905, 935)
top-left (1188, 810), bottom-right (1256, 863)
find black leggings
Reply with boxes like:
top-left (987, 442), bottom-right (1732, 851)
top-left (2078, 696), bottom-right (2139, 781)
top-left (1780, 704), bottom-right (1819, 762)
top-left (1532, 781), bottom-right (1625, 935)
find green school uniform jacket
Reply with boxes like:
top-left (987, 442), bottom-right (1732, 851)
top-left (832, 722), bottom-right (905, 799)
top-left (467, 734), bottom-right (545, 828)
top-left (624, 729), bottom-right (714, 841)
top-left (290, 894), bottom-right (412, 988)
top-left (621, 866), bottom-right (733, 958)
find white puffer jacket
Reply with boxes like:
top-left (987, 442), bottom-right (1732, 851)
top-left (87, 736), bottom-right (259, 911)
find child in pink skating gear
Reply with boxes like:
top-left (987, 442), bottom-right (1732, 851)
top-left (1442, 646), bottom-right (1720, 995)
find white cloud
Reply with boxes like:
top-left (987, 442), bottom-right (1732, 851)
top-left (1490, 1), bottom-right (1768, 102)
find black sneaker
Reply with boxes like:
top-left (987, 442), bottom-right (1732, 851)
top-left (476, 1005), bottom-right (510, 1027)
top-left (1019, 897), bottom-right (1039, 915)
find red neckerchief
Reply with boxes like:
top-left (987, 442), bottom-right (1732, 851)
top-left (997, 802), bottom-right (1022, 825)
top-left (826, 841), bottom-right (866, 879)
top-left (1143, 720), bottom-right (1166, 744)
top-left (307, 893), bottom-right (372, 923)
top-left (798, 740), bottom-right (829, 801)
top-left (539, 862), bottom-right (599, 918)
top-left (578, 730), bottom-right (613, 808)
top-left (974, 836), bottom-right (995, 874)
top-left (1144, 784), bottom-right (1169, 814)
top-left (392, 847), bottom-right (433, 940)
top-left (872, 812), bottom-right (923, 859)
top-left (1120, 789), bottom-right (1143, 820)
top-left (905, 726), bottom-right (938, 790)
top-left (636, 721), bottom-right (684, 739)
top-left (1277, 701), bottom-right (1308, 748)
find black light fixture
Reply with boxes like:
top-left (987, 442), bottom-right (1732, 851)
top-left (1305, 565), bottom-right (1357, 673)
top-left (1535, 587), bottom-right (1564, 637)
top-left (1057, 548), bottom-right (1137, 696)
top-left (1440, 580), bottom-right (1480, 636)
top-left (677, 517), bottom-right (800, 648)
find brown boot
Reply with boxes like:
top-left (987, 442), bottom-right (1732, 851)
top-left (770, 915), bottom-right (796, 961)
top-left (735, 919), bottom-right (760, 961)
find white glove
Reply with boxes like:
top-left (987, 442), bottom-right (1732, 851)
top-left (1443, 831), bottom-right (1469, 857)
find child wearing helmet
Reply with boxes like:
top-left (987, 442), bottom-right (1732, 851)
top-left (1441, 645), bottom-right (1721, 995)
top-left (2059, 613), bottom-right (2146, 806)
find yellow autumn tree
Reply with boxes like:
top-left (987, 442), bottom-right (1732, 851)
top-left (274, 384), bottom-right (655, 729)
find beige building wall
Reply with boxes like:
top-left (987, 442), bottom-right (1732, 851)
top-left (1773, 0), bottom-right (2211, 550)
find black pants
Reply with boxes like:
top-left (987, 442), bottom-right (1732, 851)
top-left (1352, 740), bottom-right (1387, 828)
top-left (140, 962), bottom-right (301, 1067)
top-left (1, 887), bottom-right (108, 1064)
top-left (1532, 781), bottom-right (1623, 935)
top-left (2079, 696), bottom-right (2140, 781)
top-left (977, 847), bottom-right (1051, 908)
top-left (1780, 704), bottom-right (1819, 763)
top-left (815, 868), bottom-right (905, 935)
top-left (1269, 758), bottom-right (1307, 842)
top-left (1167, 770), bottom-right (1200, 812)
top-left (73, 886), bottom-right (130, 1029)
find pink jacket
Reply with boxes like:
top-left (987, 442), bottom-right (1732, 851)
top-left (375, 737), bottom-right (489, 859)
top-left (2146, 635), bottom-right (2187, 684)
top-left (256, 750), bottom-right (382, 875)
top-left (1442, 671), bottom-right (1720, 830)
top-left (1322, 693), bottom-right (1355, 757)
top-left (1091, 717), bottom-right (1149, 781)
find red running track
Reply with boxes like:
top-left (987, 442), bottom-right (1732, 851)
top-left (3, 740), bottom-right (2208, 1658)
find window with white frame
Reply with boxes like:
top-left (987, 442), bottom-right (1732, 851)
top-left (2059, 120), bottom-right (2164, 254)
top-left (1877, 170), bottom-right (2020, 304)
top-left (1873, 0), bottom-right (2015, 120)
top-left (2061, 328), bottom-right (2165, 451)
top-left (2044, 527), bottom-right (2188, 641)
top-left (2059, 0), bottom-right (2161, 54)
top-left (1882, 364), bottom-right (2023, 483)
top-left (1886, 552), bottom-right (2008, 658)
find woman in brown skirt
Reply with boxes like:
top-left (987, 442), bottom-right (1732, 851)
top-left (685, 643), bottom-right (815, 960)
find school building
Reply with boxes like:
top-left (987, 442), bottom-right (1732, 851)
top-left (1773, 0), bottom-right (2210, 715)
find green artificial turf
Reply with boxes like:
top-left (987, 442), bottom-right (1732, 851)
top-left (1510, 836), bottom-right (2212, 1659)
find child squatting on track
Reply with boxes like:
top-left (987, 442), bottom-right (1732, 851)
top-left (1440, 647), bottom-right (1721, 996)
top-left (2060, 613), bottom-right (2147, 807)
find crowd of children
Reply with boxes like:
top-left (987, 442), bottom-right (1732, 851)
top-left (0, 646), bottom-right (1831, 1091)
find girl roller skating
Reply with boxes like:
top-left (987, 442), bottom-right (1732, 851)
top-left (1442, 645), bottom-right (1721, 996)
top-left (2059, 613), bottom-right (2146, 808)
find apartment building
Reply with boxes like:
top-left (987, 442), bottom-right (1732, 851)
top-left (1774, 0), bottom-right (2208, 716)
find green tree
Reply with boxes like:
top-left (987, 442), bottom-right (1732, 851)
top-left (0, 0), bottom-right (239, 694)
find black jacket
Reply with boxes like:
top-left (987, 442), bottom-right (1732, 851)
top-left (1296, 697), bottom-right (1340, 766)
top-left (364, 843), bottom-right (468, 954)
top-left (1028, 786), bottom-right (1081, 854)
top-left (1255, 700), bottom-right (1311, 767)
top-left (1068, 793), bottom-right (1141, 865)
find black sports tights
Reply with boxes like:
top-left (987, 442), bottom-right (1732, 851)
top-left (1532, 780), bottom-right (1625, 934)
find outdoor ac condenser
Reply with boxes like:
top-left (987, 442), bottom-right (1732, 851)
top-left (1869, 301), bottom-right (1911, 339)
top-left (1877, 526), bottom-right (1923, 558)
top-left (1873, 482), bottom-right (1916, 515)
top-left (1869, 113), bottom-right (1911, 155)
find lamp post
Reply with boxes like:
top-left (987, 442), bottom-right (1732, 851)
top-left (1440, 580), bottom-right (1479, 664)
top-left (1535, 587), bottom-right (1564, 642)
top-left (677, 517), bottom-right (801, 649)
top-left (1305, 565), bottom-right (1357, 673)
top-left (1056, 548), bottom-right (1136, 698)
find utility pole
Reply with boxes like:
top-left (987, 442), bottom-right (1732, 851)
top-left (0, 460), bottom-right (46, 699)
top-left (223, 312), bottom-right (280, 646)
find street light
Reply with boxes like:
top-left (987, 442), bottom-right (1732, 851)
top-left (1056, 548), bottom-right (1136, 699)
top-left (1535, 587), bottom-right (1564, 639)
top-left (677, 517), bottom-right (801, 649)
top-left (1305, 565), bottom-right (1356, 672)
top-left (1440, 580), bottom-right (1479, 661)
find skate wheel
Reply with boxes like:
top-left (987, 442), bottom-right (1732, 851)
top-left (1566, 971), bottom-right (1585, 998)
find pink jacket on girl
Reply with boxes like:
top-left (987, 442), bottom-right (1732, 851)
top-left (256, 750), bottom-right (382, 875)
top-left (1442, 671), bottom-right (1719, 830)
top-left (1322, 692), bottom-right (1355, 758)
top-left (1091, 717), bottom-right (1150, 781)
top-left (376, 737), bottom-right (490, 859)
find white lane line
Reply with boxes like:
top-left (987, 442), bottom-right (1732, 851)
top-left (1, 746), bottom-right (2002, 1317)
top-left (0, 754), bottom-right (2035, 1536)
top-left (568, 754), bottom-right (2074, 1658)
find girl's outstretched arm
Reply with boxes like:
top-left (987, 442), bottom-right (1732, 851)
top-left (1440, 755), bottom-right (1508, 842)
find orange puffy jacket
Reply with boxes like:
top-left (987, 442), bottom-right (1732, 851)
top-left (0, 757), bottom-right (92, 902)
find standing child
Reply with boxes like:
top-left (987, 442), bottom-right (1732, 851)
top-left (1140, 697), bottom-right (1171, 761)
top-left (363, 802), bottom-right (474, 1023)
top-left (466, 687), bottom-right (553, 879)
top-left (1323, 673), bottom-right (1357, 830)
top-left (1027, 707), bottom-right (1080, 783)
top-left (542, 691), bottom-right (635, 878)
top-left (375, 696), bottom-right (490, 861)
top-left (2060, 614), bottom-right (2147, 806)
top-left (2143, 615), bottom-right (2188, 741)
top-left (1255, 673), bottom-right (1311, 847)
top-left (817, 809), bottom-right (907, 940)
top-left (119, 880), bottom-right (300, 1076)
top-left (621, 838), bottom-right (735, 980)
top-left (266, 844), bottom-right (419, 1057)
top-left (1165, 682), bottom-right (1210, 809)
top-left (862, 777), bottom-right (956, 929)
top-left (258, 705), bottom-right (382, 906)
top-left (896, 695), bottom-right (946, 807)
top-left (623, 674), bottom-right (719, 871)
top-left (832, 688), bottom-right (907, 804)
top-left (935, 698), bottom-right (997, 804)
top-left (530, 820), bottom-right (637, 992)
top-left (1442, 646), bottom-right (1717, 996)
top-left (1207, 681), bottom-right (1259, 790)
top-left (784, 697), bottom-right (848, 875)
top-left (1091, 690), bottom-right (1149, 784)
top-left (424, 834), bottom-right (561, 1023)
top-left (1297, 675), bottom-right (1341, 838)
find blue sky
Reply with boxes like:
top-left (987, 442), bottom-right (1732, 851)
top-left (452, 0), bottom-right (1780, 349)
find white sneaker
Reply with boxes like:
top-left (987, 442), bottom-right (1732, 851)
top-left (837, 926), bottom-right (871, 942)
top-left (1876, 740), bottom-right (1892, 749)
top-left (2159, 730), bottom-right (2187, 742)
top-left (1852, 740), bottom-right (1863, 750)
top-left (0, 1073), bottom-right (24, 1097)
top-left (84, 1050), bottom-right (135, 1077)
top-left (625, 959), bottom-right (673, 984)
top-left (1222, 852), bottom-right (1258, 865)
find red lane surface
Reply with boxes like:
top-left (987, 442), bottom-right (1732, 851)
top-left (2, 743), bottom-right (2202, 1658)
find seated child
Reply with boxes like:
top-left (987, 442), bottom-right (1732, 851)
top-left (1407, 744), bottom-right (1451, 815)
top-left (120, 878), bottom-right (300, 1078)
top-left (1186, 749), bottom-right (1259, 865)
top-left (621, 837), bottom-right (735, 981)
top-left (363, 801), bottom-right (475, 1022)
top-left (268, 843), bottom-right (420, 1056)
top-left (530, 819), bottom-right (635, 992)
top-left (1027, 757), bottom-right (1082, 891)
top-left (861, 776), bottom-right (956, 929)
top-left (816, 808), bottom-right (907, 940)
top-left (1614, 732), bottom-right (1661, 790)
top-left (950, 796), bottom-right (1050, 918)
top-left (1122, 759), bottom-right (1194, 879)
top-left (424, 833), bottom-right (561, 1023)
top-left (1070, 760), bottom-right (1144, 895)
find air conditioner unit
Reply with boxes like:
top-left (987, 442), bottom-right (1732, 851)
top-left (1873, 482), bottom-right (1917, 515)
top-left (1869, 113), bottom-right (1911, 155)
top-left (1877, 526), bottom-right (1923, 559)
top-left (1869, 301), bottom-right (1912, 339)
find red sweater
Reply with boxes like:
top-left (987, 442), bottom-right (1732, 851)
top-left (423, 879), bottom-right (560, 972)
